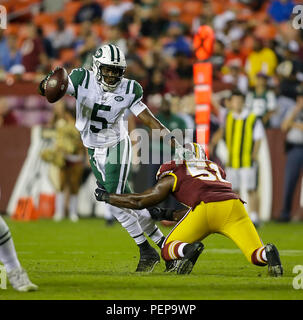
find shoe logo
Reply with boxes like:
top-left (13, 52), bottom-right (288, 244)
top-left (114, 96), bottom-right (124, 102)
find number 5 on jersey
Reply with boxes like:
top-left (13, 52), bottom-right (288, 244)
top-left (90, 103), bottom-right (111, 133)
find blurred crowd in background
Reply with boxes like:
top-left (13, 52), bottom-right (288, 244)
top-left (0, 0), bottom-right (302, 129)
top-left (0, 0), bottom-right (303, 221)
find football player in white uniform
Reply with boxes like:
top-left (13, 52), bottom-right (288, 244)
top-left (0, 215), bottom-right (38, 291)
top-left (39, 44), bottom-right (182, 272)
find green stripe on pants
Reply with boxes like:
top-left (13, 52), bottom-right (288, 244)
top-left (88, 137), bottom-right (132, 194)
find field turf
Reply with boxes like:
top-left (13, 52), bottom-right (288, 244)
top-left (1, 217), bottom-right (303, 300)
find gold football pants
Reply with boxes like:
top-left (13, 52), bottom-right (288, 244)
top-left (165, 199), bottom-right (263, 263)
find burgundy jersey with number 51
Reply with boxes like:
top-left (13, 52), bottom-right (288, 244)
top-left (156, 160), bottom-right (240, 208)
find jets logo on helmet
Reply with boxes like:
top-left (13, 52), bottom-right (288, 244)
top-left (92, 44), bottom-right (127, 91)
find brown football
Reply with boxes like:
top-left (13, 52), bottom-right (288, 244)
top-left (45, 67), bottom-right (68, 103)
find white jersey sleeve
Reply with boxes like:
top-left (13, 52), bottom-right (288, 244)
top-left (129, 101), bottom-right (147, 117)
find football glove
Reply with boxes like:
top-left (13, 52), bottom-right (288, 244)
top-left (38, 67), bottom-right (60, 96)
top-left (148, 207), bottom-right (174, 221)
top-left (94, 182), bottom-right (109, 202)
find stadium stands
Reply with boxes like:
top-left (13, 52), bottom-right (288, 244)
top-left (0, 0), bottom-right (303, 220)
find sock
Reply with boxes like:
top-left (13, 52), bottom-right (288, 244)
top-left (55, 192), bottom-right (65, 218)
top-left (109, 205), bottom-right (148, 245)
top-left (251, 246), bottom-right (267, 266)
top-left (104, 203), bottom-right (114, 221)
top-left (156, 236), bottom-right (165, 249)
top-left (135, 208), bottom-right (165, 244)
top-left (147, 227), bottom-right (165, 247)
top-left (69, 194), bottom-right (78, 217)
top-left (0, 217), bottom-right (21, 273)
top-left (161, 241), bottom-right (189, 261)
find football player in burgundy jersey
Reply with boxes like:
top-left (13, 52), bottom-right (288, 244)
top-left (95, 143), bottom-right (283, 277)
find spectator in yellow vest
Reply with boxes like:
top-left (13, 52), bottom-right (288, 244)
top-left (209, 90), bottom-right (265, 227)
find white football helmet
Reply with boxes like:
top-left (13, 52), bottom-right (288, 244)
top-left (174, 142), bottom-right (207, 162)
top-left (92, 44), bottom-right (127, 91)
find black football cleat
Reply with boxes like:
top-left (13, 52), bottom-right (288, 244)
top-left (135, 247), bottom-right (160, 272)
top-left (265, 243), bottom-right (283, 277)
top-left (177, 242), bottom-right (204, 275)
top-left (165, 259), bottom-right (181, 273)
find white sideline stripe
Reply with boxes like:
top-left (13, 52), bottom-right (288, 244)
top-left (17, 249), bottom-right (303, 256)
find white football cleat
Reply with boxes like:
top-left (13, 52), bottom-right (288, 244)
top-left (7, 267), bottom-right (38, 292)
top-left (69, 213), bottom-right (79, 223)
top-left (53, 212), bottom-right (64, 222)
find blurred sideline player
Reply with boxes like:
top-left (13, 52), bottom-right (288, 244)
top-left (39, 44), bottom-right (185, 272)
top-left (210, 90), bottom-right (265, 227)
top-left (94, 143), bottom-right (283, 276)
top-left (41, 102), bottom-right (85, 222)
top-left (0, 191), bottom-right (37, 291)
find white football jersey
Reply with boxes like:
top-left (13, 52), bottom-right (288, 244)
top-left (66, 67), bottom-right (147, 148)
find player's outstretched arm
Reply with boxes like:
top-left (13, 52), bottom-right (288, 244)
top-left (137, 108), bottom-right (180, 149)
top-left (95, 175), bottom-right (175, 210)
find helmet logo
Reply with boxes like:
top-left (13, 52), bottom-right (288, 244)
top-left (95, 48), bottom-right (103, 58)
top-left (114, 96), bottom-right (124, 102)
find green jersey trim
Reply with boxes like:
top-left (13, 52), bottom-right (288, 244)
top-left (69, 68), bottom-right (86, 99)
top-left (130, 80), bottom-right (143, 108)
top-left (85, 70), bottom-right (90, 89)
top-left (126, 80), bottom-right (131, 94)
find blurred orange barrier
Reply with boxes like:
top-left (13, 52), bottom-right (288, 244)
top-left (196, 104), bottom-right (210, 124)
top-left (12, 197), bottom-right (38, 221)
top-left (193, 62), bottom-right (212, 85)
top-left (194, 84), bottom-right (211, 105)
top-left (196, 124), bottom-right (210, 145)
top-left (37, 193), bottom-right (55, 219)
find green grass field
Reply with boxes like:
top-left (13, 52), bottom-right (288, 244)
top-left (1, 217), bottom-right (303, 300)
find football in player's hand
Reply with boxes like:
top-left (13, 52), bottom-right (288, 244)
top-left (45, 67), bottom-right (68, 103)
